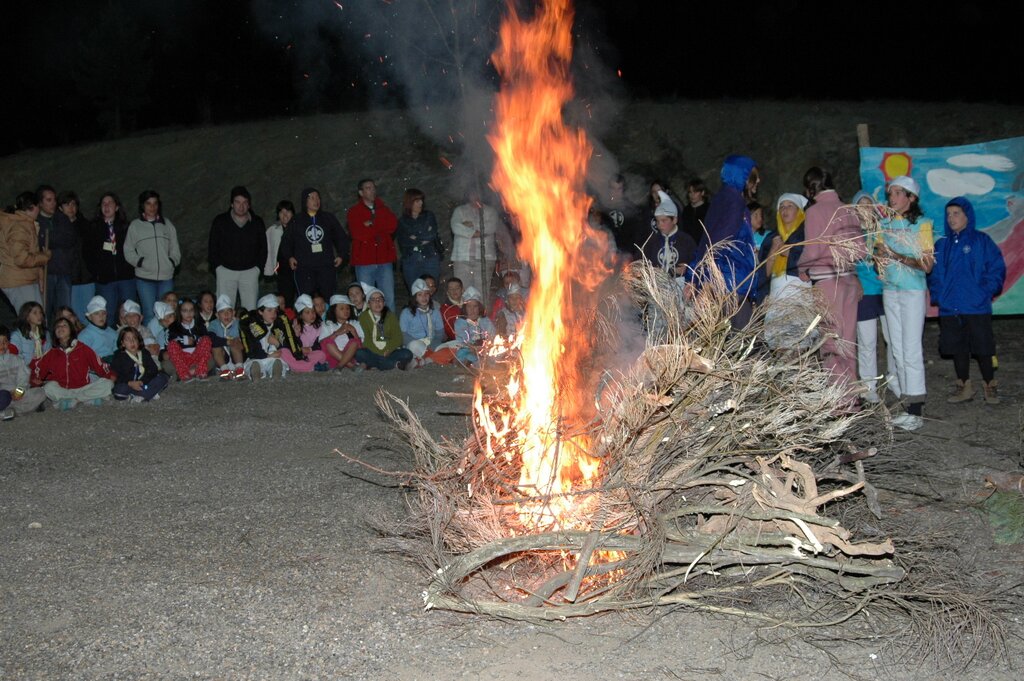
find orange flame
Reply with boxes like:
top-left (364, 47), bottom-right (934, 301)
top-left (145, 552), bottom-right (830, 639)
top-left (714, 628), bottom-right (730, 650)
top-left (482, 0), bottom-right (612, 530)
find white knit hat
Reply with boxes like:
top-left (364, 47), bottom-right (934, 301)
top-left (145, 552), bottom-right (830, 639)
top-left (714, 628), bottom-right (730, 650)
top-left (153, 301), bottom-right (175, 320)
top-left (888, 175), bottom-right (921, 197)
top-left (329, 294), bottom-right (351, 306)
top-left (506, 284), bottom-right (523, 297)
top-left (122, 300), bottom-right (142, 316)
top-left (294, 294), bottom-right (313, 313)
top-left (462, 286), bottom-right (483, 304)
top-left (257, 294), bottom-right (279, 309)
top-left (654, 190), bottom-right (678, 218)
top-left (86, 296), bottom-right (107, 315)
top-left (776, 193), bottom-right (809, 211)
top-left (410, 278), bottom-right (430, 296)
top-left (215, 294), bottom-right (233, 312)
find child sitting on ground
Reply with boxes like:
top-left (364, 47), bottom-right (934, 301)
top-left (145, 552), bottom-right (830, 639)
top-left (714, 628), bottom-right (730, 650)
top-left (0, 324), bottom-right (47, 420)
top-left (119, 300), bottom-right (160, 358)
top-left (33, 317), bottom-right (114, 411)
top-left (78, 296), bottom-right (118, 362)
top-left (207, 295), bottom-right (246, 379)
top-left (454, 287), bottom-right (497, 366)
top-left (110, 326), bottom-right (169, 402)
top-left (319, 295), bottom-right (363, 370)
top-left (238, 294), bottom-right (296, 380)
top-left (165, 298), bottom-right (213, 382)
top-left (282, 295), bottom-right (328, 372)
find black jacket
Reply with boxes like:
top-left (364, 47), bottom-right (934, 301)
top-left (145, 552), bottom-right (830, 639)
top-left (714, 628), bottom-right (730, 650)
top-left (84, 216), bottom-right (135, 284)
top-left (208, 211), bottom-right (268, 272)
top-left (110, 349), bottom-right (162, 384)
top-left (238, 310), bottom-right (303, 360)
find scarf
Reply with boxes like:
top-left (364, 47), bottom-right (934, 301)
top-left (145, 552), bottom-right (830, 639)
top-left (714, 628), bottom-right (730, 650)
top-left (770, 210), bottom-right (805, 278)
top-left (126, 350), bottom-right (145, 379)
top-left (30, 328), bottom-right (43, 358)
top-left (370, 312), bottom-right (387, 350)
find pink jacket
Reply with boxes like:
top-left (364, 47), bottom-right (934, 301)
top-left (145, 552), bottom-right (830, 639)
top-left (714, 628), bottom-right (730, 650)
top-left (798, 190), bottom-right (865, 280)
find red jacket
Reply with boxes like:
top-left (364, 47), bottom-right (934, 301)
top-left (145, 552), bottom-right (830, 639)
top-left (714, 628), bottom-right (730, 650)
top-left (441, 302), bottom-right (461, 340)
top-left (346, 200), bottom-right (398, 266)
top-left (33, 341), bottom-right (113, 389)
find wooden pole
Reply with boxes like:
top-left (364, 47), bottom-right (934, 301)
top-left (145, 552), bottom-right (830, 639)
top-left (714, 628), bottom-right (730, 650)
top-left (856, 123), bottom-right (870, 149)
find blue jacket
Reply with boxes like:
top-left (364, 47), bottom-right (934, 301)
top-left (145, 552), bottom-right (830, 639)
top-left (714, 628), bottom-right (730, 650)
top-left (687, 184), bottom-right (757, 296)
top-left (399, 305), bottom-right (446, 348)
top-left (928, 197), bottom-right (1005, 316)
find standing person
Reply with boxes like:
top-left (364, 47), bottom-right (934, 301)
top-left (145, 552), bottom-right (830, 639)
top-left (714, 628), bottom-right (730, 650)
top-left (58, 191), bottom-right (95, 322)
top-left (928, 197), bottom-right (1006, 405)
top-left (347, 179), bottom-right (398, 309)
top-left (45, 191), bottom-right (80, 321)
top-left (34, 185), bottom-right (57, 251)
top-left (852, 191), bottom-right (891, 404)
top-left (0, 192), bottom-right (51, 314)
top-left (123, 190), bottom-right (180, 323)
top-left (280, 188), bottom-right (348, 299)
top-left (595, 173), bottom-right (644, 259)
top-left (450, 191), bottom-right (506, 298)
top-left (680, 178), bottom-right (711, 245)
top-left (208, 186), bottom-right (267, 311)
top-left (797, 168), bottom-right (865, 397)
top-left (264, 200), bottom-right (296, 306)
top-left (84, 192), bottom-right (136, 325)
top-left (758, 193), bottom-right (808, 306)
top-left (639, 191), bottom-right (696, 281)
top-left (875, 175), bottom-right (934, 430)
top-left (395, 188), bottom-right (443, 294)
top-left (686, 156), bottom-right (760, 329)
top-left (33, 317), bottom-right (114, 411)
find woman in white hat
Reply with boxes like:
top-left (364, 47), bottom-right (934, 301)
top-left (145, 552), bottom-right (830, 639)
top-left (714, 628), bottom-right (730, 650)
top-left (77, 295), bottom-right (119, 362)
top-left (454, 287), bottom-right (497, 366)
top-left (875, 175), bottom-right (934, 430)
top-left (354, 288), bottom-right (413, 370)
top-left (399, 278), bottom-right (447, 368)
top-left (319, 294), bottom-right (363, 369)
top-left (238, 294), bottom-right (299, 379)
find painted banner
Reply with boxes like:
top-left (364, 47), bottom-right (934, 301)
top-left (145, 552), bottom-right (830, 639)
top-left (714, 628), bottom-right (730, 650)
top-left (859, 136), bottom-right (1024, 314)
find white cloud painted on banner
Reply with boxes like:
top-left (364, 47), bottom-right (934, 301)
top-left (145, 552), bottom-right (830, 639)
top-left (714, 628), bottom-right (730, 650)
top-left (947, 153), bottom-right (1016, 172)
top-left (926, 169), bottom-right (996, 197)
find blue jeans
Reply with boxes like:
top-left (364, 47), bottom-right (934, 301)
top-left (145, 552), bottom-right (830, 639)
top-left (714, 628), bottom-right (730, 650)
top-left (45, 274), bottom-right (72, 322)
top-left (136, 278), bottom-right (173, 323)
top-left (355, 347), bottom-right (412, 370)
top-left (354, 264), bottom-right (395, 310)
top-left (401, 255), bottom-right (441, 294)
top-left (95, 279), bottom-right (138, 326)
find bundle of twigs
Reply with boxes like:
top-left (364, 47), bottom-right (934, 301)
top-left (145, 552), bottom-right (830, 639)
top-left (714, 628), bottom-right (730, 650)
top-left (369, 252), bottom-right (917, 625)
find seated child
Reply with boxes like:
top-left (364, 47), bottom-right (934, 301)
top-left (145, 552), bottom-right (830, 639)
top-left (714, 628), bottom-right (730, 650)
top-left (110, 326), bottom-right (169, 402)
top-left (165, 298), bottom-right (213, 382)
top-left (196, 290), bottom-right (217, 326)
top-left (440, 277), bottom-right (464, 341)
top-left (454, 287), bottom-right (497, 366)
top-left (494, 284), bottom-right (526, 338)
top-left (55, 305), bottom-right (86, 333)
top-left (33, 317), bottom-right (114, 411)
top-left (399, 278), bottom-right (448, 368)
top-left (119, 300), bottom-right (160, 357)
top-left (238, 294), bottom-right (297, 380)
top-left (10, 302), bottom-right (50, 369)
top-left (78, 295), bottom-right (118, 362)
top-left (0, 324), bottom-right (47, 419)
top-left (319, 294), bottom-right (363, 370)
top-left (282, 294), bottom-right (329, 372)
top-left (355, 288), bottom-right (414, 371)
top-left (207, 295), bottom-right (246, 380)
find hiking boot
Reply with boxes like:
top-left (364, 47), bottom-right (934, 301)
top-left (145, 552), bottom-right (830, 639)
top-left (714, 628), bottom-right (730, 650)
top-left (984, 380), bottom-right (1000, 405)
top-left (947, 379), bottom-right (976, 404)
top-left (250, 363), bottom-right (263, 381)
top-left (271, 360), bottom-right (284, 379)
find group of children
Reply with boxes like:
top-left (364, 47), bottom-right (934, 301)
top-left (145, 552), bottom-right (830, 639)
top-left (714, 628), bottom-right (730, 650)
top-left (0, 272), bottom-right (529, 420)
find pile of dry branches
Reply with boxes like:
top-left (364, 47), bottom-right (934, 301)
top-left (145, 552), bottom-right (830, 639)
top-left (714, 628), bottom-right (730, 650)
top-left (360, 252), bottom-right (1012, 665)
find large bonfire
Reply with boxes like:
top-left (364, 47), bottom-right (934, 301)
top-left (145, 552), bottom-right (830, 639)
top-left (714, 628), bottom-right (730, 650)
top-left (364, 0), bottom-right (1005, 654)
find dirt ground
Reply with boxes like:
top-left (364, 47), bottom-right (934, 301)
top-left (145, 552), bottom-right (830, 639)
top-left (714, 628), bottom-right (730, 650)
top-left (2, 315), bottom-right (1023, 680)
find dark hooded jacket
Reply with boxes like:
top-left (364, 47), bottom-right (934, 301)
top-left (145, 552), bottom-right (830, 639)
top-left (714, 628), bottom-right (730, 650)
top-left (279, 188), bottom-right (350, 270)
top-left (84, 213), bottom-right (135, 284)
top-left (687, 155), bottom-right (758, 296)
top-left (928, 197), bottom-right (1006, 316)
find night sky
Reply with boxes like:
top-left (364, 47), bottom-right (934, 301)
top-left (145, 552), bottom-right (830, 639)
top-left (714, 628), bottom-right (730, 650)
top-left (1, 0), bottom-right (1016, 157)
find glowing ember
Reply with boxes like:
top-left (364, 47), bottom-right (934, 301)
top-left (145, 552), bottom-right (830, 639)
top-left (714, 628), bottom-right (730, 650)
top-left (481, 0), bottom-right (612, 530)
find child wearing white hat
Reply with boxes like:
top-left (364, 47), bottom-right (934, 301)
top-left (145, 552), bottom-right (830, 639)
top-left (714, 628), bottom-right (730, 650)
top-left (354, 288), bottom-right (414, 370)
top-left (78, 295), bottom-right (119, 362)
top-left (280, 295), bottom-right (330, 373)
top-left (454, 287), bottom-right (497, 366)
top-left (237, 294), bottom-right (299, 379)
top-left (319, 295), bottom-right (364, 369)
top-left (399, 279), bottom-right (447, 368)
top-left (117, 300), bottom-right (161, 358)
top-left (208, 294), bottom-right (245, 379)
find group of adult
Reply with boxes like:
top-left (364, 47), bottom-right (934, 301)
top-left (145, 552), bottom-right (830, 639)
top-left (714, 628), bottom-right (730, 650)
top-left (612, 156), bottom-right (1006, 431)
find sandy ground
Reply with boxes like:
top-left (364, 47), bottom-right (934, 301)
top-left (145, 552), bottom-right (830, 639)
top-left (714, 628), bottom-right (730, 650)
top-left (2, 318), bottom-right (1023, 681)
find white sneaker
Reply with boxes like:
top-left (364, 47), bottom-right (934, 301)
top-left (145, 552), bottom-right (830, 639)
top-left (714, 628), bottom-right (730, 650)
top-left (1, 408), bottom-right (14, 421)
top-left (891, 413), bottom-right (924, 431)
top-left (129, 395), bottom-right (145, 404)
top-left (862, 390), bottom-right (881, 404)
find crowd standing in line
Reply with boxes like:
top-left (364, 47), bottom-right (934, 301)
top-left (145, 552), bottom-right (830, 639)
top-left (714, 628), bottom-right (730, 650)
top-left (0, 161), bottom-right (1008, 429)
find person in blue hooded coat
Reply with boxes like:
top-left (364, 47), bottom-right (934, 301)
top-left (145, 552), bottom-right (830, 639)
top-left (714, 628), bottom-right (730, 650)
top-left (685, 155), bottom-right (759, 329)
top-left (928, 196), bottom-right (1006, 405)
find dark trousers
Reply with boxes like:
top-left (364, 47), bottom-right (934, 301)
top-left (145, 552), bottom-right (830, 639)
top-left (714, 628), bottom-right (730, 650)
top-left (294, 266), bottom-right (337, 298)
top-left (113, 372), bottom-right (170, 401)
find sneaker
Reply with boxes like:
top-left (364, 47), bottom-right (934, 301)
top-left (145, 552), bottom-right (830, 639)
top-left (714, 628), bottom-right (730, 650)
top-left (862, 390), bottom-right (881, 405)
top-left (271, 361), bottom-right (284, 379)
top-left (1, 408), bottom-right (14, 421)
top-left (152, 393), bottom-right (161, 401)
top-left (891, 413), bottom-right (924, 431)
top-left (218, 368), bottom-right (233, 380)
top-left (232, 366), bottom-right (246, 380)
top-left (250, 363), bottom-right (263, 381)
top-left (947, 379), bottom-right (975, 404)
top-left (88, 398), bottom-right (104, 407)
top-left (56, 399), bottom-right (75, 412)
top-left (314, 362), bottom-right (330, 372)
top-left (984, 380), bottom-right (1000, 405)
top-left (129, 395), bottom-right (145, 404)
top-left (396, 358), bottom-right (411, 371)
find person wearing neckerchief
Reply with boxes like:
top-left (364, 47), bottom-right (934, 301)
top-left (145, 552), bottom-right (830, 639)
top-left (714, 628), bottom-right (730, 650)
top-left (32, 317), bottom-right (114, 411)
top-left (110, 326), bottom-right (169, 403)
top-left (238, 294), bottom-right (298, 380)
top-left (355, 287), bottom-right (413, 371)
